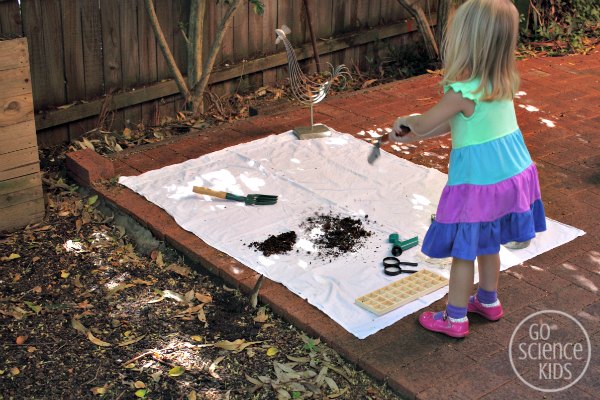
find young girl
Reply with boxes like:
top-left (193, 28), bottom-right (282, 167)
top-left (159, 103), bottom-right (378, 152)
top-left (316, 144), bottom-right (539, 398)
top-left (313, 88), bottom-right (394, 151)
top-left (390, 0), bottom-right (546, 338)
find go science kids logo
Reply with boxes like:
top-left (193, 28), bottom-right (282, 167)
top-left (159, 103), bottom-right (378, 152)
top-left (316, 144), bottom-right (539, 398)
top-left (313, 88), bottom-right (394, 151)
top-left (509, 310), bottom-right (591, 392)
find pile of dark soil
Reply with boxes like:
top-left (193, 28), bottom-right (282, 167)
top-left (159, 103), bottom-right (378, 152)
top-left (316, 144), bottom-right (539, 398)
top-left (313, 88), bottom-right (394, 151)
top-left (248, 231), bottom-right (297, 256)
top-left (248, 212), bottom-right (373, 260)
top-left (302, 212), bottom-right (373, 259)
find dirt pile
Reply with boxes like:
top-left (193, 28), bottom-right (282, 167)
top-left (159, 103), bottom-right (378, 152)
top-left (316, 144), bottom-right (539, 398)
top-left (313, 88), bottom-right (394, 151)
top-left (248, 212), bottom-right (372, 259)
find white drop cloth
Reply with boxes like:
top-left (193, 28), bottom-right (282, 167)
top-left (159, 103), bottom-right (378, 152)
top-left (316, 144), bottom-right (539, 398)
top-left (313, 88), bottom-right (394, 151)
top-left (119, 130), bottom-right (585, 339)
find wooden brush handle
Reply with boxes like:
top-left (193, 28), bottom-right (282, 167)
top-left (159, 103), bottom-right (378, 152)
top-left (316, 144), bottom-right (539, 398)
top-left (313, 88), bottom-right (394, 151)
top-left (193, 186), bottom-right (227, 199)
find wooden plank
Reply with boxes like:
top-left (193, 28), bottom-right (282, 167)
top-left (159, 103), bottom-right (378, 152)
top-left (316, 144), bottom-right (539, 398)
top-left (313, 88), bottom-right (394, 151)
top-left (81, 0), bottom-right (104, 99)
top-left (0, 172), bottom-right (41, 196)
top-left (0, 38), bottom-right (28, 72)
top-left (76, 0), bottom-right (105, 137)
top-left (217, 1), bottom-right (235, 97)
top-left (0, 67), bottom-right (32, 99)
top-left (138, 0), bottom-right (159, 127)
top-left (61, 0), bottom-right (85, 102)
top-left (0, 197), bottom-right (45, 232)
top-left (276, 0), bottom-right (295, 83)
top-left (155, 0), bottom-right (175, 118)
top-left (260, 0), bottom-right (278, 85)
top-left (0, 185), bottom-right (43, 209)
top-left (0, 120), bottom-right (37, 154)
top-left (100, 0), bottom-right (124, 130)
top-left (21, 0), bottom-right (68, 144)
top-left (172, 0), bottom-right (189, 75)
top-left (247, 0), bottom-right (263, 90)
top-left (0, 161), bottom-right (39, 181)
top-left (0, 146), bottom-right (38, 170)
top-left (0, 0), bottom-right (22, 36)
top-left (33, 19), bottom-right (428, 130)
top-left (0, 94), bottom-right (34, 127)
top-left (120, 0), bottom-right (141, 127)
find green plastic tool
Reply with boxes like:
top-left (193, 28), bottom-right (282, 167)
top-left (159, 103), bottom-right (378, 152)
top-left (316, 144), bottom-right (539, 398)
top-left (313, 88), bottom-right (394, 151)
top-left (388, 233), bottom-right (419, 256)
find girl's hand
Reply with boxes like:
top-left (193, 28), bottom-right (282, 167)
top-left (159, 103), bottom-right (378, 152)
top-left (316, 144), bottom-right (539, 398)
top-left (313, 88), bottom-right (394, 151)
top-left (390, 116), bottom-right (412, 142)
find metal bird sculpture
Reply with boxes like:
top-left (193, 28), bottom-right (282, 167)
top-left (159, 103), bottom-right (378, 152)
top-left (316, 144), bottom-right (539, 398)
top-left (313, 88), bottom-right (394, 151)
top-left (275, 25), bottom-right (352, 139)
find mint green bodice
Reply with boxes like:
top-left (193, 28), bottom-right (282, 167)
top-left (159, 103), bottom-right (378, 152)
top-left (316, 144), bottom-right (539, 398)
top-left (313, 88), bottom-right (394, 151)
top-left (444, 79), bottom-right (519, 149)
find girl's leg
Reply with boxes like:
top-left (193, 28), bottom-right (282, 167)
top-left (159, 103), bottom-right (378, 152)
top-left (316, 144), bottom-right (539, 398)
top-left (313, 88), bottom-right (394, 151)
top-left (477, 253), bottom-right (501, 292)
top-left (468, 253), bottom-right (504, 321)
top-left (419, 257), bottom-right (473, 337)
top-left (448, 257), bottom-right (475, 308)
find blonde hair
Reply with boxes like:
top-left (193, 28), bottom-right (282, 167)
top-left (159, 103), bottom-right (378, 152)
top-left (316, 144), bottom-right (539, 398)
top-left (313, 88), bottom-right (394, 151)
top-left (441, 0), bottom-right (520, 101)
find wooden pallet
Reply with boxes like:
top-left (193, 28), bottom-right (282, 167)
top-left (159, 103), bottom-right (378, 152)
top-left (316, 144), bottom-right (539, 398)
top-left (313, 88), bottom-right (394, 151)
top-left (0, 37), bottom-right (44, 232)
top-left (356, 270), bottom-right (449, 316)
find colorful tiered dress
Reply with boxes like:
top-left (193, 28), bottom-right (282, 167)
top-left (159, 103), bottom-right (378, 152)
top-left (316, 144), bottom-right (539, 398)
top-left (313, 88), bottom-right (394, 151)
top-left (421, 79), bottom-right (546, 261)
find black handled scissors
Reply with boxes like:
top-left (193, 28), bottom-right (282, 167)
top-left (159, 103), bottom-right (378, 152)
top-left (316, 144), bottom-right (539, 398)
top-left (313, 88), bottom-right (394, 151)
top-left (382, 257), bottom-right (419, 276)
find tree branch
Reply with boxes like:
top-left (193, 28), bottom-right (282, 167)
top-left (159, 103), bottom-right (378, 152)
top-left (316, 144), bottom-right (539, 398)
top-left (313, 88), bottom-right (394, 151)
top-left (187, 0), bottom-right (206, 91)
top-left (191, 0), bottom-right (243, 114)
top-left (144, 0), bottom-right (191, 102)
top-left (396, 0), bottom-right (439, 60)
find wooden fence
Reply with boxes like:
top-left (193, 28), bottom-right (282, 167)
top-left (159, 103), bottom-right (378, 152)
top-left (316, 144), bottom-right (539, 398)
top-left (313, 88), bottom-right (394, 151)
top-left (0, 0), bottom-right (436, 147)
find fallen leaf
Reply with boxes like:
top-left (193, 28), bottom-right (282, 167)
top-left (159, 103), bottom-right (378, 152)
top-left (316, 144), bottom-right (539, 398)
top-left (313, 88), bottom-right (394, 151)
top-left (16, 336), bottom-right (27, 345)
top-left (26, 346), bottom-right (36, 353)
top-left (361, 79), bottom-right (377, 89)
top-left (118, 335), bottom-right (146, 347)
top-left (208, 356), bottom-right (225, 379)
top-left (195, 293), bottom-right (212, 303)
top-left (324, 376), bottom-right (339, 392)
top-left (266, 347), bottom-right (278, 357)
top-left (134, 388), bottom-right (147, 398)
top-left (10, 367), bottom-right (20, 376)
top-left (91, 386), bottom-right (107, 395)
top-left (191, 335), bottom-right (202, 342)
top-left (106, 283), bottom-right (135, 297)
top-left (123, 127), bottom-right (132, 139)
top-left (134, 381), bottom-right (145, 389)
top-left (245, 374), bottom-right (263, 386)
top-left (132, 279), bottom-right (154, 286)
top-left (254, 307), bottom-right (268, 323)
top-left (156, 252), bottom-right (164, 267)
top-left (184, 289), bottom-right (195, 303)
top-left (87, 195), bottom-right (98, 206)
top-left (87, 331), bottom-right (111, 347)
top-left (72, 275), bottom-right (84, 288)
top-left (24, 301), bottom-right (42, 314)
top-left (32, 257), bottom-right (41, 263)
top-left (71, 318), bottom-right (88, 335)
top-left (61, 271), bottom-right (70, 279)
top-left (166, 264), bottom-right (191, 277)
top-left (1, 253), bottom-right (20, 262)
top-left (187, 390), bottom-right (197, 400)
top-left (214, 339), bottom-right (261, 353)
top-left (162, 290), bottom-right (184, 302)
top-left (168, 366), bottom-right (185, 377)
top-left (150, 371), bottom-right (161, 382)
top-left (32, 286), bottom-right (42, 293)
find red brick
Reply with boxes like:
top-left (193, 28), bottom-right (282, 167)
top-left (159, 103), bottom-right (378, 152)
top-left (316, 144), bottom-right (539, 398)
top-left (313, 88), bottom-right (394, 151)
top-left (120, 152), bottom-right (159, 173)
top-left (142, 146), bottom-right (188, 168)
top-left (112, 159), bottom-right (140, 178)
top-left (546, 260), bottom-right (600, 294)
top-left (505, 263), bottom-right (571, 294)
top-left (530, 284), bottom-right (597, 315)
top-left (65, 149), bottom-right (115, 186)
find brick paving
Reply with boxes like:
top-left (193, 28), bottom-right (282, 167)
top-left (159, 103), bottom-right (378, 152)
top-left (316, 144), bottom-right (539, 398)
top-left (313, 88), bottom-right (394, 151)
top-left (66, 50), bottom-right (600, 399)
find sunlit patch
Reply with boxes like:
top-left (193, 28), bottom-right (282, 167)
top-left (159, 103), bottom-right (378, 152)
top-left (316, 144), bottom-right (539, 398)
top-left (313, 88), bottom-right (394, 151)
top-left (560, 262), bottom-right (577, 271)
top-left (401, 145), bottom-right (410, 150)
top-left (297, 259), bottom-right (309, 269)
top-left (258, 256), bottom-right (276, 266)
top-left (90, 231), bottom-right (113, 248)
top-left (63, 239), bottom-right (85, 253)
top-left (519, 104), bottom-right (539, 112)
top-left (384, 127), bottom-right (392, 133)
top-left (365, 129), bottom-right (381, 138)
top-left (402, 151), bottom-right (410, 154)
top-left (325, 136), bottom-right (349, 146)
top-left (530, 265), bottom-right (543, 271)
top-left (247, 159), bottom-right (255, 167)
top-left (515, 91), bottom-right (527, 98)
top-left (295, 238), bottom-right (317, 253)
top-left (391, 144), bottom-right (401, 151)
top-left (376, 128), bottom-right (383, 132)
top-left (574, 275), bottom-right (598, 292)
top-left (290, 158), bottom-right (301, 164)
top-left (540, 118), bottom-right (556, 128)
top-left (357, 130), bottom-right (366, 136)
top-left (239, 172), bottom-right (266, 192)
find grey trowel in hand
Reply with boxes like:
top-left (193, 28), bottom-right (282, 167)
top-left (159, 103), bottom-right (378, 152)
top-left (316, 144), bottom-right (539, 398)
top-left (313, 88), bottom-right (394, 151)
top-left (367, 125), bottom-right (410, 164)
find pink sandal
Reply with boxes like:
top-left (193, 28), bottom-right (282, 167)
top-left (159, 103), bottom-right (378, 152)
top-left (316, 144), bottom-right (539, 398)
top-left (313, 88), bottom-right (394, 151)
top-left (467, 295), bottom-right (504, 321)
top-left (419, 311), bottom-right (469, 338)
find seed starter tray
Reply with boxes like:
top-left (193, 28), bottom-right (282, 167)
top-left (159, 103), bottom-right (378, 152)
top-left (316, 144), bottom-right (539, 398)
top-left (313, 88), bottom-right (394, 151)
top-left (355, 270), bottom-right (449, 316)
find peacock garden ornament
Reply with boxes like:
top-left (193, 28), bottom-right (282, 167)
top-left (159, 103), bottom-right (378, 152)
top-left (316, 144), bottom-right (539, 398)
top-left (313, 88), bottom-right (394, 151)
top-left (275, 25), bottom-right (352, 139)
